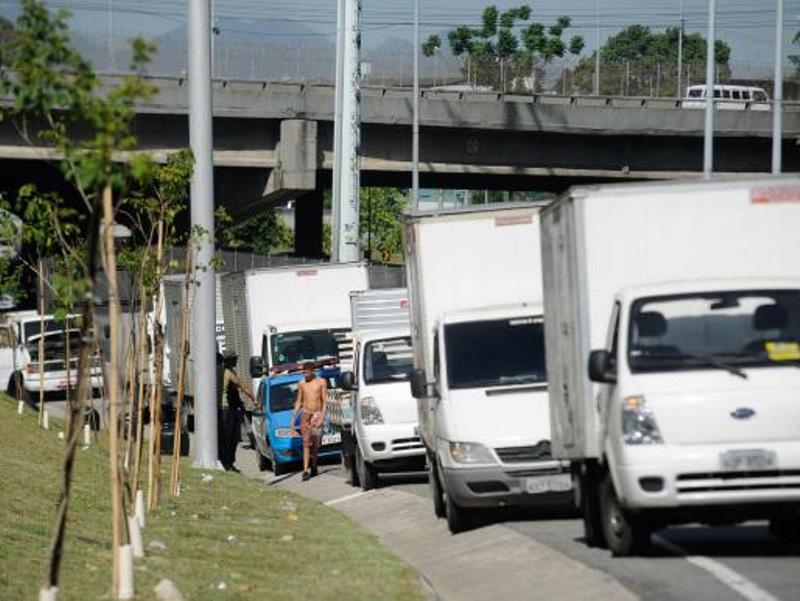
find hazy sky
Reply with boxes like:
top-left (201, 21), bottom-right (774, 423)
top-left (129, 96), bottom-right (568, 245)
top-left (1, 0), bottom-right (798, 71)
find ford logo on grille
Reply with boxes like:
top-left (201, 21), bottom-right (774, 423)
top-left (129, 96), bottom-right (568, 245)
top-left (730, 407), bottom-right (756, 419)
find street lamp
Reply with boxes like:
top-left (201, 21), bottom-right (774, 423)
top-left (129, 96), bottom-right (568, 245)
top-left (412, 0), bottom-right (420, 211)
top-left (772, 0), bottom-right (784, 174)
top-left (703, 0), bottom-right (716, 178)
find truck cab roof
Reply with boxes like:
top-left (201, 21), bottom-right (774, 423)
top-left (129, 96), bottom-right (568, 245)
top-left (440, 301), bottom-right (544, 326)
top-left (617, 277), bottom-right (800, 303)
top-left (261, 319), bottom-right (350, 335)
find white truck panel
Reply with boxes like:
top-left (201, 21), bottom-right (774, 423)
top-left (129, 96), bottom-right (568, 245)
top-left (404, 205), bottom-right (545, 379)
top-left (350, 288), bottom-right (410, 336)
top-left (541, 176), bottom-right (800, 460)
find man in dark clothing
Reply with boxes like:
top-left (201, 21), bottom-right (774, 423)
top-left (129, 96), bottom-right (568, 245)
top-left (217, 352), bottom-right (255, 472)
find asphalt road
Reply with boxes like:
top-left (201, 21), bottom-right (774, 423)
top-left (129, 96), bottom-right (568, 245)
top-left (312, 462), bottom-right (800, 601)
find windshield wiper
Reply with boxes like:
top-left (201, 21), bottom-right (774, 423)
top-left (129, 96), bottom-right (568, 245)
top-left (680, 354), bottom-right (748, 379)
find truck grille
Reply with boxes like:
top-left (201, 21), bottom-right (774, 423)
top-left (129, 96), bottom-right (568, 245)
top-left (495, 441), bottom-right (552, 463)
top-left (391, 437), bottom-right (424, 452)
top-left (676, 470), bottom-right (800, 494)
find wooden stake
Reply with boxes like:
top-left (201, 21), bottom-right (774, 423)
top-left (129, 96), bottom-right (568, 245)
top-left (101, 184), bottom-right (124, 598)
top-left (38, 259), bottom-right (45, 426)
top-left (170, 249), bottom-right (193, 496)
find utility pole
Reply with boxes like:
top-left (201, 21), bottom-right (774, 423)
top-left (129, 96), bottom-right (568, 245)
top-left (337, 0), bottom-right (362, 262)
top-left (331, 0), bottom-right (345, 261)
top-left (187, 0), bottom-right (219, 468)
top-left (703, 0), bottom-right (716, 178)
top-left (677, 0), bottom-right (684, 98)
top-left (594, 0), bottom-right (600, 95)
top-left (107, 0), bottom-right (115, 72)
top-left (772, 0), bottom-right (784, 174)
top-left (412, 0), bottom-right (420, 211)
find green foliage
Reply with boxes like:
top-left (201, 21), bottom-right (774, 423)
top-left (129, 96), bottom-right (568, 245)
top-left (216, 206), bottom-right (294, 256)
top-left (568, 25), bottom-right (731, 96)
top-left (360, 188), bottom-right (407, 262)
top-left (422, 34), bottom-right (441, 58)
top-left (440, 4), bottom-right (583, 92)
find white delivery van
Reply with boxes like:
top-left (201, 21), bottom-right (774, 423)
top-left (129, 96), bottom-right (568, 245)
top-left (221, 263), bottom-right (368, 389)
top-left (541, 177), bottom-right (800, 556)
top-left (338, 288), bottom-right (424, 490)
top-left (404, 204), bottom-right (571, 534)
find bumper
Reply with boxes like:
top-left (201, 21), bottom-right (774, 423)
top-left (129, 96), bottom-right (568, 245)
top-left (441, 462), bottom-right (572, 509)
top-left (271, 436), bottom-right (341, 465)
top-left (25, 375), bottom-right (103, 395)
top-left (615, 440), bottom-right (800, 509)
top-left (359, 422), bottom-right (426, 466)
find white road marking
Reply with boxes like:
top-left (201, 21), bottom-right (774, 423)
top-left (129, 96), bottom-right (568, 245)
top-left (324, 490), bottom-right (373, 506)
top-left (653, 535), bottom-right (781, 601)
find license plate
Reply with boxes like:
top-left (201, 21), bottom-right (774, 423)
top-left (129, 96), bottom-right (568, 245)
top-left (322, 433), bottom-right (341, 446)
top-left (524, 474), bottom-right (572, 494)
top-left (720, 449), bottom-right (777, 471)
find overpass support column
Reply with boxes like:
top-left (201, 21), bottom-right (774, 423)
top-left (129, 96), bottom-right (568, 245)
top-left (294, 189), bottom-right (324, 259)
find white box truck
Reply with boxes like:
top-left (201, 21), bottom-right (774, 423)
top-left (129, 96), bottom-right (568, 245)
top-left (221, 262), bottom-right (369, 390)
top-left (404, 204), bottom-right (571, 534)
top-left (337, 288), bottom-right (425, 490)
top-left (541, 177), bottom-right (800, 556)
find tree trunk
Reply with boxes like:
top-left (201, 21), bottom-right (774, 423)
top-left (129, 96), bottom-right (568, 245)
top-left (170, 248), bottom-right (193, 496)
top-left (130, 271), bottom-right (149, 496)
top-left (42, 196), bottom-right (102, 592)
top-left (101, 184), bottom-right (125, 598)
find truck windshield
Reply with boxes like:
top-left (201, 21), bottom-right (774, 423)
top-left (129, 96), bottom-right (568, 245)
top-left (269, 382), bottom-right (298, 412)
top-left (271, 330), bottom-right (339, 365)
top-left (628, 289), bottom-right (800, 374)
top-left (444, 317), bottom-right (547, 390)
top-left (23, 318), bottom-right (79, 342)
top-left (364, 337), bottom-right (413, 384)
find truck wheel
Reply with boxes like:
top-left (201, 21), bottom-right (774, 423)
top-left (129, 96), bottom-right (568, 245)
top-left (599, 473), bottom-right (650, 556)
top-left (429, 458), bottom-right (446, 518)
top-left (445, 493), bottom-right (472, 534)
top-left (769, 508), bottom-right (800, 544)
top-left (355, 444), bottom-right (378, 491)
top-left (273, 460), bottom-right (288, 477)
top-left (345, 450), bottom-right (360, 487)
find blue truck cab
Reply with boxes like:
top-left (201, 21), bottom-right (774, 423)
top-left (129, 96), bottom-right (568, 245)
top-left (252, 367), bottom-right (342, 475)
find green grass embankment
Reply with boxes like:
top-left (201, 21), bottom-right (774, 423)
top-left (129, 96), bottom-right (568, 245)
top-left (0, 395), bottom-right (424, 600)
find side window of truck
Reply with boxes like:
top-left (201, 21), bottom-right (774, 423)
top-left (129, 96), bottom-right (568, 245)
top-left (261, 335), bottom-right (268, 361)
top-left (607, 302), bottom-right (621, 365)
top-left (433, 332), bottom-right (440, 379)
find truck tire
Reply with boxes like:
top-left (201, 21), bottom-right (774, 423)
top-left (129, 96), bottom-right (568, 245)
top-left (273, 459), bottom-right (288, 477)
top-left (445, 493), bottom-right (472, 534)
top-left (599, 473), bottom-right (650, 556)
top-left (580, 465), bottom-right (606, 548)
top-left (429, 457), bottom-right (446, 518)
top-left (343, 432), bottom-right (360, 487)
top-left (769, 507), bottom-right (800, 544)
top-left (355, 444), bottom-right (378, 491)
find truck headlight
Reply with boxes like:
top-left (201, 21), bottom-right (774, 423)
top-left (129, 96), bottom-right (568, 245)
top-left (274, 427), bottom-right (295, 438)
top-left (359, 396), bottom-right (384, 425)
top-left (449, 442), bottom-right (496, 465)
top-left (622, 396), bottom-right (663, 445)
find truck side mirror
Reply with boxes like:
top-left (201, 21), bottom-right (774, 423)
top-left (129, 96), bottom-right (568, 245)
top-left (340, 371), bottom-right (356, 391)
top-left (588, 350), bottom-right (617, 384)
top-left (410, 368), bottom-right (427, 399)
top-left (250, 355), bottom-right (265, 378)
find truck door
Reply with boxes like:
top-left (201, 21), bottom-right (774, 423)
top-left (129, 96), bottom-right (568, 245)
top-left (597, 302), bottom-right (621, 444)
top-left (0, 325), bottom-right (16, 389)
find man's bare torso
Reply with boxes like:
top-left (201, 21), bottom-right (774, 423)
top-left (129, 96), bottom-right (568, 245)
top-left (298, 377), bottom-right (326, 413)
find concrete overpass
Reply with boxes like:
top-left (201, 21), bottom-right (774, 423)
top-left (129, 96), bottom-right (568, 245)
top-left (2, 75), bottom-right (799, 254)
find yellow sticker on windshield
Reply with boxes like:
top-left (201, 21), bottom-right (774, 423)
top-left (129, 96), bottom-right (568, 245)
top-left (765, 341), bottom-right (800, 361)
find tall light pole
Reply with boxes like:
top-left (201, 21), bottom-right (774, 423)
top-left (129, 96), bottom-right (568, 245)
top-left (594, 0), bottom-right (600, 95)
top-left (677, 0), bottom-right (684, 98)
top-left (332, 0), bottom-right (345, 261)
top-left (772, 0), bottom-right (784, 174)
top-left (107, 0), bottom-right (115, 72)
top-left (703, 0), bottom-right (716, 178)
top-left (337, 0), bottom-right (362, 262)
top-left (187, 0), bottom-right (219, 468)
top-left (412, 0), bottom-right (420, 211)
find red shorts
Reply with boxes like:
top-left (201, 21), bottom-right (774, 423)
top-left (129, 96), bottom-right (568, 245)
top-left (301, 411), bottom-right (323, 449)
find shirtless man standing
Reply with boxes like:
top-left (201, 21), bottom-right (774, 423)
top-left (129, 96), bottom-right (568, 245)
top-left (292, 362), bottom-right (328, 481)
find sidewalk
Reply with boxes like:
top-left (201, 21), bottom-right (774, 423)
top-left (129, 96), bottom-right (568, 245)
top-left (236, 448), bottom-right (638, 601)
